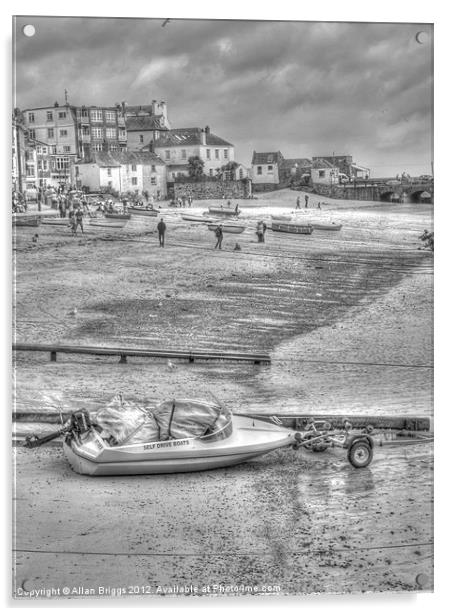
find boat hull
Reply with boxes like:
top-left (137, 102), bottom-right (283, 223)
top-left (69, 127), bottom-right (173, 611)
top-left (89, 220), bottom-right (126, 228)
top-left (182, 215), bottom-right (213, 223)
top-left (208, 208), bottom-right (240, 216)
top-left (63, 415), bottom-right (296, 476)
top-left (105, 213), bottom-right (132, 220)
top-left (271, 222), bottom-right (313, 234)
top-left (128, 207), bottom-right (159, 217)
top-left (207, 224), bottom-right (245, 234)
top-left (311, 223), bottom-right (342, 231)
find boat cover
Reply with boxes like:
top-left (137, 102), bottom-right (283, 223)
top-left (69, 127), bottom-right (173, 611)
top-left (91, 395), bottom-right (230, 445)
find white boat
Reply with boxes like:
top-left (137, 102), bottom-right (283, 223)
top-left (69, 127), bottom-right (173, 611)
top-left (207, 223), bottom-right (245, 234)
top-left (182, 214), bottom-right (214, 223)
top-left (128, 207), bottom-right (159, 217)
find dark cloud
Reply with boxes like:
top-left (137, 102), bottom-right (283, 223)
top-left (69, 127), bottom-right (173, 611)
top-left (13, 17), bottom-right (433, 175)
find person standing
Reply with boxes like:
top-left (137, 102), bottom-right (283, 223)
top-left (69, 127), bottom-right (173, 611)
top-left (305, 194), bottom-right (309, 208)
top-left (318, 201), bottom-right (321, 209)
top-left (296, 196), bottom-right (301, 209)
top-left (214, 224), bottom-right (223, 250)
top-left (256, 221), bottom-right (264, 243)
top-left (74, 207), bottom-right (84, 234)
top-left (157, 218), bottom-right (166, 247)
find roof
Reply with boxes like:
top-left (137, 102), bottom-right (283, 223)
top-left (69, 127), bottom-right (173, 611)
top-left (126, 115), bottom-right (168, 131)
top-left (281, 158), bottom-right (312, 169)
top-left (311, 158), bottom-right (338, 169)
top-left (81, 151), bottom-right (166, 167)
top-left (152, 128), bottom-right (233, 148)
top-left (251, 151), bottom-right (284, 165)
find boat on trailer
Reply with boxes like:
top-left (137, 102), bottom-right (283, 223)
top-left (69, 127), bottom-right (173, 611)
top-left (22, 395), bottom-right (431, 475)
top-left (271, 221), bottom-right (313, 234)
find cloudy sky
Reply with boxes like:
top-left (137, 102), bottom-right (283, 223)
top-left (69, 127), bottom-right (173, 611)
top-left (13, 17), bottom-right (433, 176)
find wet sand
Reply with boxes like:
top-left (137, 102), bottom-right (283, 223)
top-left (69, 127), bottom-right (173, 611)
top-left (12, 190), bottom-right (433, 596)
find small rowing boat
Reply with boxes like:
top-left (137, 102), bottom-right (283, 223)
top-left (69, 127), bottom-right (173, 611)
top-left (271, 215), bottom-right (292, 221)
top-left (182, 214), bottom-right (214, 223)
top-left (41, 218), bottom-right (72, 226)
top-left (12, 215), bottom-right (40, 227)
top-left (311, 222), bottom-right (342, 231)
top-left (207, 223), bottom-right (245, 234)
top-left (271, 221), bottom-right (313, 234)
top-left (89, 220), bottom-right (126, 229)
top-left (208, 207), bottom-right (241, 217)
top-left (105, 213), bottom-right (132, 221)
top-left (128, 207), bottom-right (159, 217)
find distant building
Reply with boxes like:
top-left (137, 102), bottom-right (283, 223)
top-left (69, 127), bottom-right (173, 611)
top-left (250, 151), bottom-right (285, 186)
top-left (73, 151), bottom-right (167, 199)
top-left (312, 155), bottom-right (370, 179)
top-left (310, 158), bottom-right (340, 185)
top-left (24, 137), bottom-right (52, 190)
top-left (125, 100), bottom-right (171, 151)
top-left (12, 111), bottom-right (27, 193)
top-left (150, 126), bottom-right (235, 180)
top-left (279, 157), bottom-right (312, 184)
top-left (74, 105), bottom-right (128, 159)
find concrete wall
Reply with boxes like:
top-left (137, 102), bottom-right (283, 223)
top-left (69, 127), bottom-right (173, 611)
top-left (172, 179), bottom-right (251, 200)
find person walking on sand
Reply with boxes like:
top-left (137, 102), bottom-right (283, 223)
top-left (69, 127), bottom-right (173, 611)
top-left (305, 194), bottom-right (309, 208)
top-left (214, 224), bottom-right (223, 250)
top-left (296, 196), bottom-right (301, 209)
top-left (157, 218), bottom-right (166, 247)
top-left (74, 207), bottom-right (84, 234)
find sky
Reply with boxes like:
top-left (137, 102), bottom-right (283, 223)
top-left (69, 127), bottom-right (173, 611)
top-left (13, 16), bottom-right (433, 176)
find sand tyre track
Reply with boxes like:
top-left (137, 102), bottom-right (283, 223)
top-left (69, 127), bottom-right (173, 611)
top-left (347, 438), bottom-right (374, 468)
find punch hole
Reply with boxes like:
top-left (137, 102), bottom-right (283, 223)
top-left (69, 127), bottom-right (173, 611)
top-left (22, 24), bottom-right (36, 37)
top-left (415, 31), bottom-right (428, 44)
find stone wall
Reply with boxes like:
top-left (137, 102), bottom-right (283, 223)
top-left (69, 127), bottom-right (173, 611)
top-left (172, 179), bottom-right (252, 200)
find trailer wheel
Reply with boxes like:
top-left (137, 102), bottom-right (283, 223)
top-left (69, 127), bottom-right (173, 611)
top-left (347, 440), bottom-right (373, 468)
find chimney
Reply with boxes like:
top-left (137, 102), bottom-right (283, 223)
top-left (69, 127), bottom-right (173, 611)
top-left (151, 99), bottom-right (158, 115)
top-left (205, 125), bottom-right (210, 135)
top-left (200, 128), bottom-right (206, 145)
top-left (159, 101), bottom-right (167, 123)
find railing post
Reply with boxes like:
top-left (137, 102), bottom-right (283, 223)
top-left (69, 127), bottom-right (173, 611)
top-left (50, 351), bottom-right (57, 362)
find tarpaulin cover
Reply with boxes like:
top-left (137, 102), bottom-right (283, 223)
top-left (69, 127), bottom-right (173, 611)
top-left (153, 399), bottom-right (224, 440)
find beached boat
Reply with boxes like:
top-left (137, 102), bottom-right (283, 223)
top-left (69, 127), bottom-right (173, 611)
top-left (311, 222), bottom-right (342, 231)
top-left (105, 213), bottom-right (132, 221)
top-left (41, 218), bottom-right (72, 226)
top-left (271, 221), bottom-right (313, 234)
top-left (181, 214), bottom-right (214, 223)
top-left (12, 214), bottom-right (40, 227)
top-left (208, 207), bottom-right (241, 217)
top-left (89, 220), bottom-right (126, 229)
top-left (128, 207), bottom-right (159, 217)
top-left (24, 396), bottom-right (406, 473)
top-left (207, 223), bottom-right (245, 234)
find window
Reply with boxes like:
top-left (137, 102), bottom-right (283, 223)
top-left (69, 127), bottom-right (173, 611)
top-left (139, 135), bottom-right (144, 143)
top-left (132, 177), bottom-right (138, 186)
top-left (28, 129), bottom-right (36, 140)
top-left (267, 155), bottom-right (273, 163)
top-left (151, 177), bottom-right (156, 185)
top-left (108, 181), bottom-right (113, 188)
top-left (58, 112), bottom-right (67, 119)
top-left (165, 150), bottom-right (170, 160)
top-left (215, 149), bottom-right (220, 159)
top-left (119, 130), bottom-right (127, 140)
top-left (82, 126), bottom-right (90, 136)
top-left (107, 168), bottom-right (112, 177)
top-left (55, 157), bottom-right (69, 171)
top-left (209, 169), bottom-right (214, 176)
top-left (92, 143), bottom-right (103, 151)
top-left (36, 146), bottom-right (42, 155)
top-left (28, 113), bottom-right (35, 123)
top-left (81, 109), bottom-right (89, 118)
top-left (92, 127), bottom-right (103, 139)
top-left (239, 168), bottom-right (244, 179)
top-left (181, 149), bottom-right (187, 159)
top-left (206, 149), bottom-right (211, 159)
top-left (60, 129), bottom-right (68, 137)
top-left (151, 165), bottom-right (156, 172)
top-left (42, 160), bottom-right (48, 171)
top-left (105, 111), bottom-right (116, 123)
top-left (46, 111), bottom-right (53, 121)
top-left (90, 109), bottom-right (103, 122)
top-left (319, 170), bottom-right (325, 178)
top-left (42, 147), bottom-right (47, 155)
top-left (52, 145), bottom-right (57, 154)
top-left (224, 149), bottom-right (229, 159)
top-left (131, 164), bottom-right (137, 171)
top-left (106, 128), bottom-right (116, 139)
top-left (110, 144), bottom-right (119, 151)
top-left (26, 164), bottom-right (35, 176)
top-left (63, 146), bottom-right (71, 153)
top-left (257, 166), bottom-right (262, 175)
top-left (48, 128), bottom-right (54, 139)
top-left (267, 165), bottom-right (273, 174)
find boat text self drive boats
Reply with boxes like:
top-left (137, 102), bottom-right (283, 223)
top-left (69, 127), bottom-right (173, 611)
top-left (22, 395), bottom-right (411, 476)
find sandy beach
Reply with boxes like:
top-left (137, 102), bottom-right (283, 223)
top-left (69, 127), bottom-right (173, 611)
top-left (12, 189), bottom-right (434, 596)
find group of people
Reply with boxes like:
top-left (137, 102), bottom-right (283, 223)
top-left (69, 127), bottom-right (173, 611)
top-left (295, 195), bottom-right (322, 210)
top-left (172, 195), bottom-right (194, 208)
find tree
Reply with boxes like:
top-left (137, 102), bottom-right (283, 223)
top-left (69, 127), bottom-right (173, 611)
top-left (187, 156), bottom-right (205, 179)
top-left (221, 161), bottom-right (239, 180)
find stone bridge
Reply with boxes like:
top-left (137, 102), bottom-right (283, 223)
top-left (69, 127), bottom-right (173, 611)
top-left (312, 179), bottom-right (434, 203)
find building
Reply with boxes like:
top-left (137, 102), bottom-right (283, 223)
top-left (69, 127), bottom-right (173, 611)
top-left (250, 151), bottom-right (285, 186)
top-left (73, 151), bottom-right (167, 199)
top-left (12, 110), bottom-right (27, 193)
top-left (24, 138), bottom-right (52, 191)
top-left (150, 126), bottom-right (235, 180)
top-left (311, 155), bottom-right (370, 179)
top-left (310, 158), bottom-right (340, 185)
top-left (74, 105), bottom-right (128, 159)
top-left (279, 158), bottom-right (312, 184)
top-left (125, 100), bottom-right (171, 151)
top-left (22, 103), bottom-right (79, 187)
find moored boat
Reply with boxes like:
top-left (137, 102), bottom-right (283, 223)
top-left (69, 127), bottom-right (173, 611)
top-left (105, 213), bottom-right (132, 220)
top-left (41, 218), bottom-right (72, 226)
top-left (208, 207), bottom-right (241, 217)
top-left (271, 215), bottom-right (292, 221)
top-left (12, 214), bottom-right (40, 227)
top-left (311, 222), bottom-right (342, 231)
top-left (89, 220), bottom-right (126, 229)
top-left (207, 223), bottom-right (245, 234)
top-left (128, 207), bottom-right (159, 217)
top-left (182, 214), bottom-right (214, 223)
top-left (271, 221), bottom-right (313, 234)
